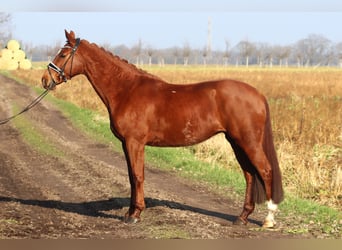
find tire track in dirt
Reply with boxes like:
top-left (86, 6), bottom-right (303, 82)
top-left (0, 75), bottom-right (311, 238)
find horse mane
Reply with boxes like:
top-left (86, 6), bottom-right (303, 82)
top-left (83, 40), bottom-right (162, 81)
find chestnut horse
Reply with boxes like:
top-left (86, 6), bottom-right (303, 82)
top-left (42, 30), bottom-right (283, 228)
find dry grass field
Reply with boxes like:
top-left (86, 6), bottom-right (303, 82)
top-left (10, 65), bottom-right (342, 209)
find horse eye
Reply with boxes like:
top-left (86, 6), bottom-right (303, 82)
top-left (60, 54), bottom-right (66, 58)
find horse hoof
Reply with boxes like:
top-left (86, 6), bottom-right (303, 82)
top-left (233, 217), bottom-right (248, 226)
top-left (262, 219), bottom-right (276, 228)
top-left (124, 215), bottom-right (140, 224)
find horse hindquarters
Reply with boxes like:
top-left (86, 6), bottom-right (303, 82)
top-left (223, 93), bottom-right (283, 226)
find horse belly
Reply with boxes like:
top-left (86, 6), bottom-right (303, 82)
top-left (147, 112), bottom-right (224, 147)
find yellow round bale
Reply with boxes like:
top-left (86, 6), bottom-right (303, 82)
top-left (13, 50), bottom-right (26, 61)
top-left (0, 58), bottom-right (6, 69)
top-left (0, 59), bottom-right (18, 70)
top-left (19, 59), bottom-right (32, 70)
top-left (7, 40), bottom-right (20, 51)
top-left (1, 49), bottom-right (13, 60)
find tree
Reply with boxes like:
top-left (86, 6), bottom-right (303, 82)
top-left (172, 47), bottom-right (180, 65)
top-left (146, 45), bottom-right (154, 66)
top-left (183, 43), bottom-right (191, 66)
top-left (237, 39), bottom-right (255, 67)
top-left (112, 44), bottom-right (130, 58)
top-left (255, 43), bottom-right (270, 67)
top-left (43, 41), bottom-right (62, 61)
top-left (0, 13), bottom-right (12, 43)
top-left (335, 42), bottom-right (342, 67)
top-left (295, 34), bottom-right (331, 66)
top-left (202, 46), bottom-right (208, 66)
top-left (274, 45), bottom-right (291, 67)
top-left (222, 39), bottom-right (230, 66)
top-left (132, 39), bottom-right (143, 65)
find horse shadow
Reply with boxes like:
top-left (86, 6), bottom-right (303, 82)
top-left (0, 196), bottom-right (262, 226)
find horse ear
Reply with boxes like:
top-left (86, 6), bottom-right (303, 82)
top-left (65, 30), bottom-right (76, 43)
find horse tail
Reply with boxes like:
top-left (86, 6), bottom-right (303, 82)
top-left (252, 101), bottom-right (284, 204)
top-left (261, 101), bottom-right (284, 204)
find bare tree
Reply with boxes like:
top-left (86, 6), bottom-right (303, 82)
top-left (295, 34), bottom-right (331, 66)
top-left (183, 43), bottom-right (191, 66)
top-left (132, 39), bottom-right (143, 65)
top-left (264, 46), bottom-right (275, 67)
top-left (335, 42), bottom-right (342, 67)
top-left (146, 45), bottom-right (154, 66)
top-left (237, 39), bottom-right (255, 67)
top-left (274, 45), bottom-right (291, 67)
top-left (44, 40), bottom-right (62, 61)
top-left (222, 39), bottom-right (230, 66)
top-left (101, 42), bottom-right (113, 52)
top-left (172, 47), bottom-right (179, 65)
top-left (113, 44), bottom-right (130, 58)
top-left (202, 46), bottom-right (208, 66)
top-left (0, 13), bottom-right (11, 42)
top-left (255, 43), bottom-right (270, 67)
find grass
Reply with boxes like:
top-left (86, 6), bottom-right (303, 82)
top-left (11, 104), bottom-right (64, 157)
top-left (279, 196), bottom-right (341, 236)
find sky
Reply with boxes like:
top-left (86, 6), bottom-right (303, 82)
top-left (2, 1), bottom-right (342, 50)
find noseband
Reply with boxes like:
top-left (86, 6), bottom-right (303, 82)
top-left (48, 38), bottom-right (81, 84)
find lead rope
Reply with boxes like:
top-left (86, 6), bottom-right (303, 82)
top-left (0, 81), bottom-right (56, 125)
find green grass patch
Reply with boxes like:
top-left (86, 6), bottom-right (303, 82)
top-left (11, 104), bottom-right (64, 157)
top-left (279, 196), bottom-right (341, 237)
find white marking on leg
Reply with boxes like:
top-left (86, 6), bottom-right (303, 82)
top-left (267, 199), bottom-right (278, 212)
top-left (263, 199), bottom-right (278, 228)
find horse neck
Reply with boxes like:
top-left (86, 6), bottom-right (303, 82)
top-left (80, 44), bottom-right (137, 109)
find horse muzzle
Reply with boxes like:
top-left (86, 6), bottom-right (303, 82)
top-left (41, 73), bottom-right (56, 90)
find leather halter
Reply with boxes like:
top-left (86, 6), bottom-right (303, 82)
top-left (47, 38), bottom-right (81, 84)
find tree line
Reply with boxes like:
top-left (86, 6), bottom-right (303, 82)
top-left (27, 33), bottom-right (342, 67)
top-left (2, 13), bottom-right (342, 67)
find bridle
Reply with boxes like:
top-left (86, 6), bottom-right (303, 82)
top-left (47, 38), bottom-right (81, 84)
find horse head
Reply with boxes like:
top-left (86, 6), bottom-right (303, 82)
top-left (42, 30), bottom-right (83, 89)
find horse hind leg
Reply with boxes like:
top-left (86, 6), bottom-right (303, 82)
top-left (229, 136), bottom-right (278, 228)
top-left (242, 144), bottom-right (279, 228)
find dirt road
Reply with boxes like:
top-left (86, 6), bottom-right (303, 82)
top-left (0, 74), bottom-right (312, 239)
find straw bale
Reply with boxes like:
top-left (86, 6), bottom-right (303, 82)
top-left (0, 58), bottom-right (18, 70)
top-left (19, 59), bottom-right (32, 70)
top-left (13, 50), bottom-right (26, 61)
top-left (7, 40), bottom-right (20, 51)
top-left (1, 49), bottom-right (13, 60)
top-left (0, 58), bottom-right (6, 69)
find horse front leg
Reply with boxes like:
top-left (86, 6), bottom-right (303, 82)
top-left (122, 139), bottom-right (145, 223)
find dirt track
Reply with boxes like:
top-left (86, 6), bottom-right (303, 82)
top-left (0, 74), bottom-right (314, 239)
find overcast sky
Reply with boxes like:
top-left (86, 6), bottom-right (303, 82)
top-left (2, 1), bottom-right (342, 50)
